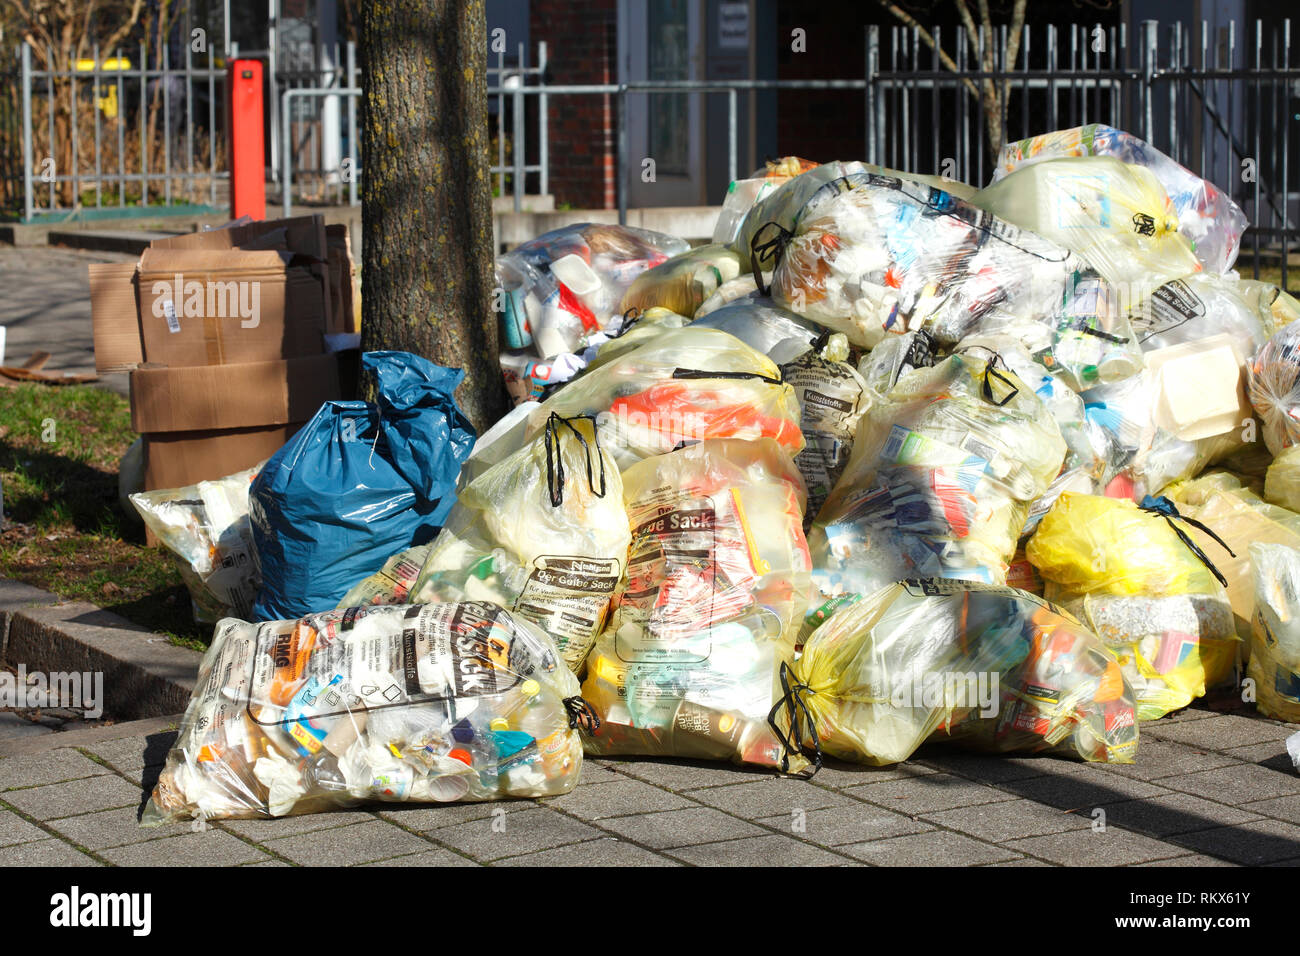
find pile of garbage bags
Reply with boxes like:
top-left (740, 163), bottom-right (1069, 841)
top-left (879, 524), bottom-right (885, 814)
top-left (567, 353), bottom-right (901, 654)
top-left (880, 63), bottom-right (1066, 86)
top-left (144, 128), bottom-right (1300, 825)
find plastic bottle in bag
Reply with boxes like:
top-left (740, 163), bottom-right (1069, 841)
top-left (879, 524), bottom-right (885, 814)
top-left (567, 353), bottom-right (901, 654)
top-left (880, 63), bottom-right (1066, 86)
top-left (143, 602), bottom-right (591, 823)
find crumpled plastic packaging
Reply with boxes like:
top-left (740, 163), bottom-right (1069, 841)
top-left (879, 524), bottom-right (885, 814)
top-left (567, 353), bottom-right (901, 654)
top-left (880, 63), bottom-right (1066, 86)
top-left (1026, 492), bottom-right (1239, 719)
top-left (580, 438), bottom-right (812, 771)
top-left (525, 325), bottom-right (803, 469)
top-left (130, 465), bottom-right (262, 623)
top-left (249, 351), bottom-right (476, 621)
top-left (857, 329), bottom-right (938, 396)
top-left (1248, 321), bottom-right (1300, 456)
top-left (971, 156), bottom-right (1201, 305)
top-left (809, 351), bottom-right (1066, 599)
top-left (142, 602), bottom-right (589, 823)
top-left (1248, 543), bottom-right (1300, 722)
top-left (769, 171), bottom-right (1078, 348)
top-left (783, 579), bottom-right (1138, 766)
top-left (619, 244), bottom-right (743, 318)
top-left (995, 124), bottom-right (1248, 275)
top-left (412, 414), bottom-right (631, 672)
top-left (497, 223), bottom-right (689, 358)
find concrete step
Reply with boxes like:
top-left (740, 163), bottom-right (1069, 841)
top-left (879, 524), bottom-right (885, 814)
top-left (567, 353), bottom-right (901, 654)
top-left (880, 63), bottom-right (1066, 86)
top-left (47, 229), bottom-right (185, 255)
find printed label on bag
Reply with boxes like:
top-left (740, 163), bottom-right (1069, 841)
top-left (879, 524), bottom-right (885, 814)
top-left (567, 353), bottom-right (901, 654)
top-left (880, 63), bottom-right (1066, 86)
top-left (1131, 278), bottom-right (1206, 344)
top-left (617, 491), bottom-right (723, 663)
top-left (514, 555), bottom-right (621, 662)
top-left (245, 602), bottom-right (526, 730)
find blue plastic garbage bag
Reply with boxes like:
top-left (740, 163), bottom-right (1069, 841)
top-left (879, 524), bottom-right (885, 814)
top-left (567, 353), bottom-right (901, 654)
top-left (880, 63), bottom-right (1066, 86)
top-left (249, 351), bottom-right (476, 621)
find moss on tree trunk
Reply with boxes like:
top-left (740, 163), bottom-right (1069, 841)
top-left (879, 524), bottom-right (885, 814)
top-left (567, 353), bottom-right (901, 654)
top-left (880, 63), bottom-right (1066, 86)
top-left (359, 0), bottom-right (506, 432)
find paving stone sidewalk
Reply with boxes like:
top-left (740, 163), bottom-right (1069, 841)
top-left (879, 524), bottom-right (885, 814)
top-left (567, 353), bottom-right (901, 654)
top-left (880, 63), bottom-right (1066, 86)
top-left (0, 705), bottom-right (1297, 867)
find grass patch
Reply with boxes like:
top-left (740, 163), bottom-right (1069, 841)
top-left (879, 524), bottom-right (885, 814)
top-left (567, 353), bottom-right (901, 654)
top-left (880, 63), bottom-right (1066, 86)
top-left (0, 383), bottom-right (207, 648)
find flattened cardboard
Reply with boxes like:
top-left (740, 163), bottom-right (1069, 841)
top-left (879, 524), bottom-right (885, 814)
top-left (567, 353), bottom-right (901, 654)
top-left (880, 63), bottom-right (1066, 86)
top-left (130, 352), bottom-right (342, 433)
top-left (136, 247), bottom-right (327, 367)
top-left (89, 262), bottom-right (145, 371)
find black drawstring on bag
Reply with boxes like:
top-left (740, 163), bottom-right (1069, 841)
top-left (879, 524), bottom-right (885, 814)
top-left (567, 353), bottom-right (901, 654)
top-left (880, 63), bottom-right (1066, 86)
top-left (749, 220), bottom-right (793, 296)
top-left (606, 307), bottom-right (643, 340)
top-left (956, 345), bottom-right (1020, 407)
top-left (766, 661), bottom-right (823, 778)
top-left (1138, 495), bottom-right (1236, 589)
top-left (671, 367), bottom-right (784, 386)
top-left (543, 412), bottom-right (607, 508)
top-left (563, 696), bottom-right (601, 734)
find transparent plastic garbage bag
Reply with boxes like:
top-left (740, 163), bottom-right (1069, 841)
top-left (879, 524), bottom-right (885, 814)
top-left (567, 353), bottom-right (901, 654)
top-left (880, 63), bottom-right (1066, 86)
top-left (143, 602), bottom-right (591, 823)
top-left (782, 579), bottom-right (1138, 766)
top-left (580, 438), bottom-right (812, 771)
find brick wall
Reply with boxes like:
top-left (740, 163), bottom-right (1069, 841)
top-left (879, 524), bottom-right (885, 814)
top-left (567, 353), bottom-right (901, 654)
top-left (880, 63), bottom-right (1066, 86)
top-left (530, 0), bottom-right (617, 209)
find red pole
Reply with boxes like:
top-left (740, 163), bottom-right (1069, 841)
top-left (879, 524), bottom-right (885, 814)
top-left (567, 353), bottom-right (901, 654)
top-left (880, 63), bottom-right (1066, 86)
top-left (228, 59), bottom-right (266, 220)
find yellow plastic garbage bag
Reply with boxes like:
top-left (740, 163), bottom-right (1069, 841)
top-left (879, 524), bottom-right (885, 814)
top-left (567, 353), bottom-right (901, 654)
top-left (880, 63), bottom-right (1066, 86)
top-left (1026, 492), bottom-right (1239, 719)
top-left (580, 438), bottom-right (812, 771)
top-left (129, 465), bottom-right (262, 623)
top-left (526, 325), bottom-right (803, 469)
top-left (1265, 445), bottom-right (1300, 513)
top-left (411, 414), bottom-right (630, 672)
top-left (143, 602), bottom-right (592, 823)
top-left (1164, 471), bottom-right (1300, 636)
top-left (809, 350), bottom-right (1067, 599)
top-left (971, 156), bottom-right (1201, 305)
top-left (619, 244), bottom-right (743, 318)
top-left (782, 579), bottom-right (1138, 766)
top-left (1248, 543), bottom-right (1300, 721)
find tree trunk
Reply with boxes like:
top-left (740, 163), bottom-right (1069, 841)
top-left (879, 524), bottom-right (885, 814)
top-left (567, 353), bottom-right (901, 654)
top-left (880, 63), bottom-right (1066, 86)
top-left (358, 0), bottom-right (505, 433)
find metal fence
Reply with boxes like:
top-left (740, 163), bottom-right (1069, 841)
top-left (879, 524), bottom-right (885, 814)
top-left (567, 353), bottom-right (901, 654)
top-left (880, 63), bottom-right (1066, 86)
top-left (6, 14), bottom-right (1298, 288)
top-left (0, 38), bottom-right (364, 223)
top-left (865, 18), bottom-right (1300, 284)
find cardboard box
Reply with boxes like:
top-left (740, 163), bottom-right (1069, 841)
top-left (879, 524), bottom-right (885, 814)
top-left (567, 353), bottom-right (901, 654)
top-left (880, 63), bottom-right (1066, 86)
top-left (89, 263), bottom-right (145, 372)
top-left (132, 352), bottom-right (344, 493)
top-left (136, 247), bottom-right (328, 367)
top-left (143, 424), bottom-right (304, 494)
top-left (150, 215), bottom-right (328, 260)
top-left (89, 214), bottom-right (334, 373)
